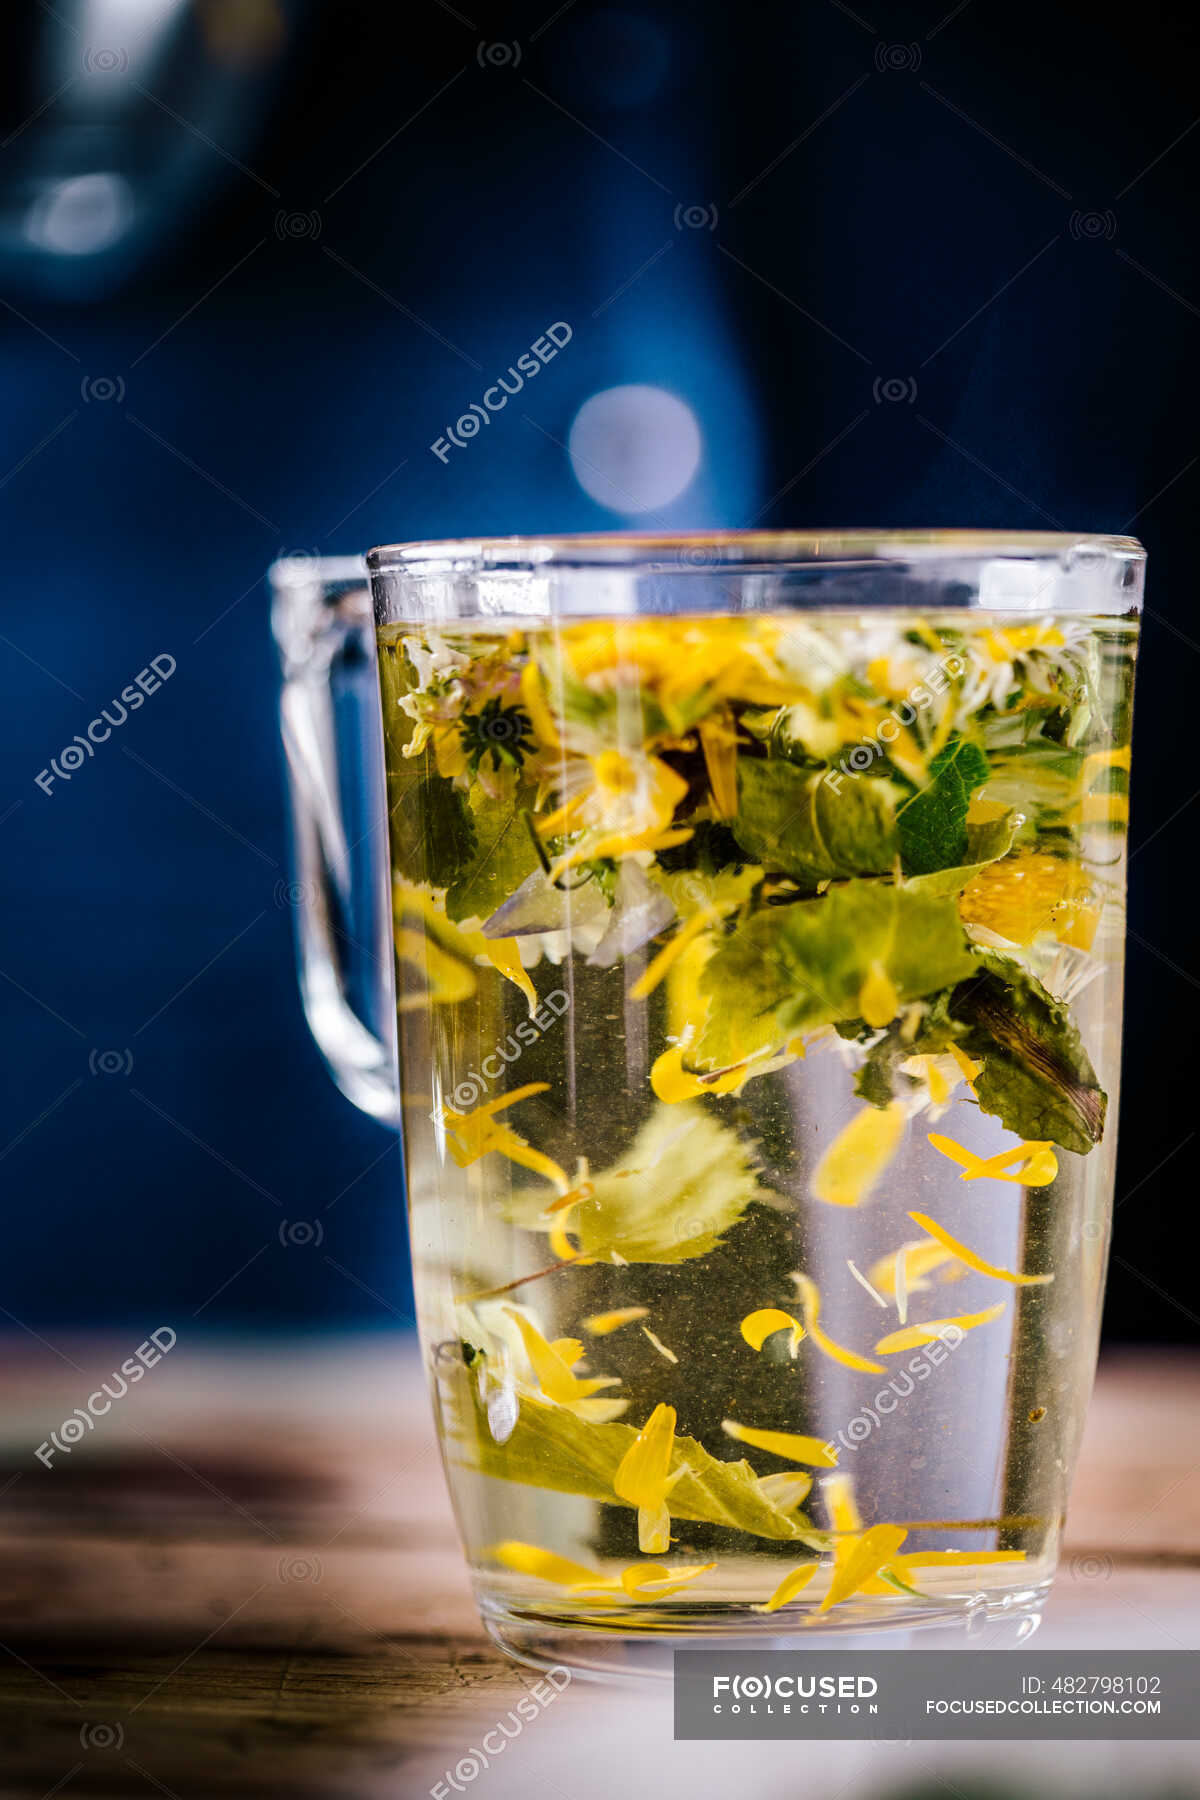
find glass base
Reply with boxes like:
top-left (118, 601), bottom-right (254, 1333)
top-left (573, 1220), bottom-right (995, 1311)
top-left (479, 1583), bottom-right (1051, 1683)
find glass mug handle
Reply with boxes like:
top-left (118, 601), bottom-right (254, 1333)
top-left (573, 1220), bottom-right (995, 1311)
top-left (269, 557), bottom-right (400, 1126)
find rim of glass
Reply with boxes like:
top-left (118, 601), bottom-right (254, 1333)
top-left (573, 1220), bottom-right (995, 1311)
top-left (367, 529), bottom-right (1144, 576)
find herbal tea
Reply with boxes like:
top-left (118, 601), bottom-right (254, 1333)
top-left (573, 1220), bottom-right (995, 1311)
top-left (378, 610), bottom-right (1134, 1647)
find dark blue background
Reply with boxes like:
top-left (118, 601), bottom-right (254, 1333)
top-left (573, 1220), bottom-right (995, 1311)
top-left (2, 0), bottom-right (1196, 1340)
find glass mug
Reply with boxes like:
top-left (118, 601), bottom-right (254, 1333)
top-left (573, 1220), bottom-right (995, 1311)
top-left (271, 532), bottom-right (1142, 1677)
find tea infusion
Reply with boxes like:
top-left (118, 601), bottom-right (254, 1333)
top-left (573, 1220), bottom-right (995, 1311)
top-left (378, 610), bottom-right (1134, 1635)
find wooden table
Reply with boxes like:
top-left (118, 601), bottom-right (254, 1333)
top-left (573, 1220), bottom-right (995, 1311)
top-left (1, 1338), bottom-right (1197, 1797)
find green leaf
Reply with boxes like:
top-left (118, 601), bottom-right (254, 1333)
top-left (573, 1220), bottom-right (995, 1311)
top-left (896, 738), bottom-right (990, 876)
top-left (731, 759), bottom-right (899, 887)
top-left (445, 784), bottom-right (541, 924)
top-left (452, 1370), bottom-right (829, 1546)
top-left (955, 949), bottom-right (1107, 1153)
top-left (904, 808), bottom-right (1020, 898)
top-left (414, 775), bottom-right (475, 888)
top-left (698, 881), bottom-right (977, 1051)
top-left (505, 1102), bottom-right (770, 1263)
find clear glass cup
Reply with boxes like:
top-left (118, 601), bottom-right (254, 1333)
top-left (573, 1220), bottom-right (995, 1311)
top-left (277, 531), bottom-right (1143, 1678)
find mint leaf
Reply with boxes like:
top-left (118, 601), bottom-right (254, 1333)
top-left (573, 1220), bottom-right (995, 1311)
top-left (897, 738), bottom-right (990, 876)
top-left (904, 808), bottom-right (1020, 898)
top-left (445, 784), bottom-right (541, 923)
top-left (731, 759), bottom-right (899, 886)
top-left (697, 880), bottom-right (977, 1057)
top-left (955, 949), bottom-right (1107, 1153)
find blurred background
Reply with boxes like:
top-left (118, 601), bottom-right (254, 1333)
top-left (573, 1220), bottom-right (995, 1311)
top-left (1, 0), bottom-right (1196, 1349)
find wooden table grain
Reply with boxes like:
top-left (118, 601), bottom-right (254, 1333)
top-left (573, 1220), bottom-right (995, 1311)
top-left (1, 1337), bottom-right (1197, 1798)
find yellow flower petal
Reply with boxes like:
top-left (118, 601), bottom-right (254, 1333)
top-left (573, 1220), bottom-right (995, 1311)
top-left (739, 1308), bottom-right (805, 1356)
top-left (489, 1540), bottom-right (600, 1586)
top-left (822, 1471), bottom-right (862, 1536)
top-left (924, 1057), bottom-right (950, 1108)
top-left (753, 1561), bottom-right (819, 1614)
top-left (641, 1326), bottom-right (679, 1364)
top-left (819, 1522), bottom-right (909, 1613)
top-left (583, 1306), bottom-right (650, 1336)
top-left (619, 1560), bottom-right (717, 1599)
top-left (858, 960), bottom-right (899, 1029)
top-left (442, 1084), bottom-right (569, 1190)
top-left (928, 1132), bottom-right (1058, 1187)
top-left (811, 1103), bottom-right (906, 1208)
top-left (476, 939), bottom-right (538, 1017)
top-left (631, 906), bottom-right (725, 1001)
top-left (394, 927), bottom-right (477, 1008)
top-left (792, 1272), bottom-right (886, 1374)
top-left (614, 1403), bottom-right (681, 1517)
top-left (520, 658), bottom-right (560, 748)
top-left (721, 1418), bottom-right (838, 1468)
top-left (907, 1210), bottom-right (1055, 1287)
top-left (891, 1550), bottom-right (1027, 1570)
top-left (867, 1238), bottom-right (960, 1298)
top-left (650, 1044), bottom-right (749, 1103)
top-left (504, 1307), bottom-right (622, 1406)
top-left (755, 1470), bottom-right (814, 1511)
top-left (698, 713), bottom-right (740, 818)
top-left (874, 1301), bottom-right (1006, 1355)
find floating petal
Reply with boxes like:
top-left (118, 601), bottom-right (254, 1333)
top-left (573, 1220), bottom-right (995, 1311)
top-left (755, 1471), bottom-right (814, 1511)
top-left (583, 1306), bottom-right (649, 1336)
top-left (722, 1418), bottom-right (838, 1468)
top-left (740, 1308), bottom-right (805, 1356)
top-left (811, 1103), bottom-right (906, 1208)
top-left (754, 1562), bottom-right (819, 1614)
top-left (631, 906), bottom-right (725, 1001)
top-left (819, 1523), bottom-right (909, 1613)
top-left (619, 1560), bottom-right (717, 1600)
top-left (792, 1272), bottom-right (886, 1373)
top-left (489, 1540), bottom-right (600, 1586)
top-left (875, 1301), bottom-right (1006, 1355)
top-left (858, 960), bottom-right (900, 1029)
top-left (907, 1211), bottom-right (1055, 1287)
top-left (928, 1132), bottom-right (1058, 1187)
top-left (641, 1326), bottom-right (679, 1364)
top-left (503, 1307), bottom-right (623, 1407)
